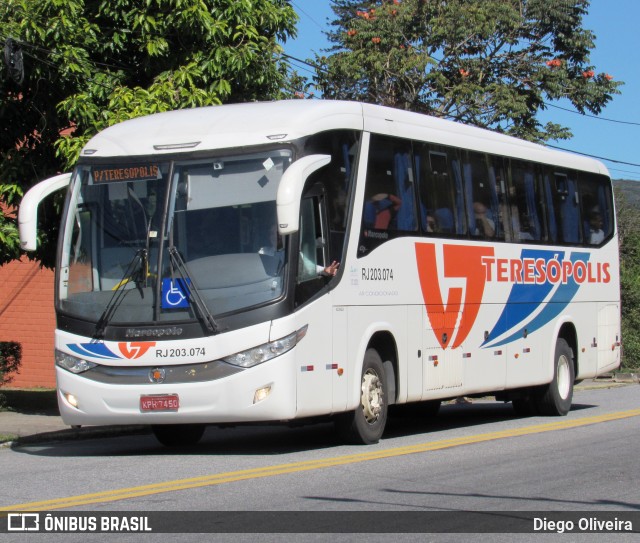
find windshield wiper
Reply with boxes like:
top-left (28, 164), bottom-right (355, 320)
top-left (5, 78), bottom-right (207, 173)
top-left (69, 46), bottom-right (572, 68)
top-left (95, 248), bottom-right (146, 339)
top-left (167, 246), bottom-right (220, 335)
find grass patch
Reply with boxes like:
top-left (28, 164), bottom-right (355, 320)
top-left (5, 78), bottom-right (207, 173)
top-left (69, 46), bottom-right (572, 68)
top-left (0, 388), bottom-right (58, 414)
top-left (0, 433), bottom-right (18, 443)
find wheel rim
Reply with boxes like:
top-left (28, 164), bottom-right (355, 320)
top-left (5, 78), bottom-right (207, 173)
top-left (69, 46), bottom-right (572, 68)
top-left (557, 354), bottom-right (571, 400)
top-left (361, 369), bottom-right (383, 424)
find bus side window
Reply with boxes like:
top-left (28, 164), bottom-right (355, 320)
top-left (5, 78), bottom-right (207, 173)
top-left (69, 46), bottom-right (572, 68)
top-left (362, 135), bottom-right (417, 233)
top-left (298, 198), bottom-right (323, 282)
top-left (461, 151), bottom-right (501, 240)
top-left (508, 161), bottom-right (543, 242)
top-left (546, 170), bottom-right (580, 244)
top-left (416, 145), bottom-right (458, 235)
top-left (303, 129), bottom-right (360, 264)
top-left (68, 207), bottom-right (95, 294)
top-left (489, 157), bottom-right (507, 241)
top-left (296, 189), bottom-right (330, 306)
top-left (579, 171), bottom-right (614, 245)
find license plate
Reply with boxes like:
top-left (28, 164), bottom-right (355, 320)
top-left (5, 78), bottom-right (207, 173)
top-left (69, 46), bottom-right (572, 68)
top-left (140, 394), bottom-right (179, 412)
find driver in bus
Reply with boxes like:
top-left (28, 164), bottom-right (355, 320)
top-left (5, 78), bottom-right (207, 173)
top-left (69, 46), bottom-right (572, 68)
top-left (260, 223), bottom-right (339, 277)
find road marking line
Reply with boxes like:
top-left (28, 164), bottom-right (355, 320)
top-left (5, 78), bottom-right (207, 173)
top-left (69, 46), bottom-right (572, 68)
top-left (2, 408), bottom-right (639, 511)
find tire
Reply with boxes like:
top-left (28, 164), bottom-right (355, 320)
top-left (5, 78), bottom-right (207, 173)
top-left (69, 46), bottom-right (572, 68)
top-left (336, 348), bottom-right (388, 444)
top-left (152, 424), bottom-right (206, 447)
top-left (534, 338), bottom-right (575, 416)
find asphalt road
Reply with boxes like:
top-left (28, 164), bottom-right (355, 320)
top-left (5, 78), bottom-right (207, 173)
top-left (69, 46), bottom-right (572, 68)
top-left (0, 384), bottom-right (638, 542)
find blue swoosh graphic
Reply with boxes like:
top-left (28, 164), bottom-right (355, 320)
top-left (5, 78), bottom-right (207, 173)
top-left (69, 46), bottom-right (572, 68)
top-left (482, 249), bottom-right (563, 346)
top-left (486, 252), bottom-right (590, 348)
top-left (67, 343), bottom-right (120, 360)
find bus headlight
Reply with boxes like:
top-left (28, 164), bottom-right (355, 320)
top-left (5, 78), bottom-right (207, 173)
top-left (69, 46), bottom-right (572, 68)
top-left (223, 325), bottom-right (307, 368)
top-left (55, 350), bottom-right (98, 374)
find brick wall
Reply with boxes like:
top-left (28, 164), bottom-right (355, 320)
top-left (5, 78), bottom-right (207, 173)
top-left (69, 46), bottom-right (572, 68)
top-left (0, 259), bottom-right (56, 388)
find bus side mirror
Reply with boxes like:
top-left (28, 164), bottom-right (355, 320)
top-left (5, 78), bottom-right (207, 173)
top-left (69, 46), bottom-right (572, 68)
top-left (19, 172), bottom-right (72, 251)
top-left (276, 154), bottom-right (331, 235)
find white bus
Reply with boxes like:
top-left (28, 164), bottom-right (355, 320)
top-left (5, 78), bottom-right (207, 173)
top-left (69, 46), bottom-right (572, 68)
top-left (19, 100), bottom-right (621, 446)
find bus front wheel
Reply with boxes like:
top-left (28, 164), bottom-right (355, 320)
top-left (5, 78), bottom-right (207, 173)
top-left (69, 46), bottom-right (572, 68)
top-left (534, 338), bottom-right (575, 416)
top-left (336, 348), bottom-right (388, 444)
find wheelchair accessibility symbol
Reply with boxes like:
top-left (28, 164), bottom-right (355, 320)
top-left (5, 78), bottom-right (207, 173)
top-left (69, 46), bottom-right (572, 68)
top-left (161, 278), bottom-right (191, 309)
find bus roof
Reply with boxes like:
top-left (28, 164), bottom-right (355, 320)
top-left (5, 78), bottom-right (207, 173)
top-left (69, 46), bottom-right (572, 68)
top-left (81, 100), bottom-right (609, 176)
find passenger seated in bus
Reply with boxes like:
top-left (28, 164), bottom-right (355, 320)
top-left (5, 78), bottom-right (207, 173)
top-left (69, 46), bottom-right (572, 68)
top-left (419, 202), bottom-right (436, 232)
top-left (425, 213), bottom-right (436, 233)
top-left (589, 211), bottom-right (605, 244)
top-left (473, 201), bottom-right (495, 237)
top-left (363, 193), bottom-right (402, 229)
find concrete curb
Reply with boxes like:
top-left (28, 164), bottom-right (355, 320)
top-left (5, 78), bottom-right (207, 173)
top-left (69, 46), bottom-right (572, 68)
top-left (611, 373), bottom-right (639, 383)
top-left (2, 425), bottom-right (149, 448)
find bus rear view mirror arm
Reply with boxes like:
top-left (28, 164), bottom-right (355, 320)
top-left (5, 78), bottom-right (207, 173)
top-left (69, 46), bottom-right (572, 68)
top-left (276, 154), bottom-right (331, 235)
top-left (19, 172), bottom-right (72, 251)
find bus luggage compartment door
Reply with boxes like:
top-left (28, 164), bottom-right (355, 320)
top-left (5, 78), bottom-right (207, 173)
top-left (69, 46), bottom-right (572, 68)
top-left (422, 306), bottom-right (463, 394)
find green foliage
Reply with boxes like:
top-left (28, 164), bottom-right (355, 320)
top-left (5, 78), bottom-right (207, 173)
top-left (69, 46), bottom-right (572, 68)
top-left (0, 341), bottom-right (21, 386)
top-left (316, 0), bottom-right (621, 142)
top-left (0, 0), bottom-right (298, 266)
top-left (614, 186), bottom-right (640, 369)
top-left (0, 183), bottom-right (23, 263)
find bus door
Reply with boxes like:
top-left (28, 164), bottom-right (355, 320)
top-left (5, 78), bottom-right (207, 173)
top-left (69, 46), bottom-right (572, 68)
top-left (331, 305), bottom-right (349, 412)
top-left (293, 188), bottom-right (338, 417)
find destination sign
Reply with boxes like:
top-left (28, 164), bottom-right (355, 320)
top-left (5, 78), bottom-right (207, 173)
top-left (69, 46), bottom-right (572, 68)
top-left (92, 164), bottom-right (160, 183)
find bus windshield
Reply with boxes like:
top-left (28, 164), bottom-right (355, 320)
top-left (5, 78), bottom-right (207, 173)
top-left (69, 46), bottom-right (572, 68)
top-left (58, 150), bottom-right (292, 327)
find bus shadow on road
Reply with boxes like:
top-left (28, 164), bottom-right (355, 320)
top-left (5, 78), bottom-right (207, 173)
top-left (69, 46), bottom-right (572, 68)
top-left (11, 400), bottom-right (597, 458)
top-left (384, 399), bottom-right (597, 439)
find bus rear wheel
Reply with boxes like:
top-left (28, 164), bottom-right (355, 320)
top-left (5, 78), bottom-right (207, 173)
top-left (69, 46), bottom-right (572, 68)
top-left (534, 338), bottom-right (575, 416)
top-left (151, 424), bottom-right (206, 447)
top-left (336, 348), bottom-right (388, 444)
